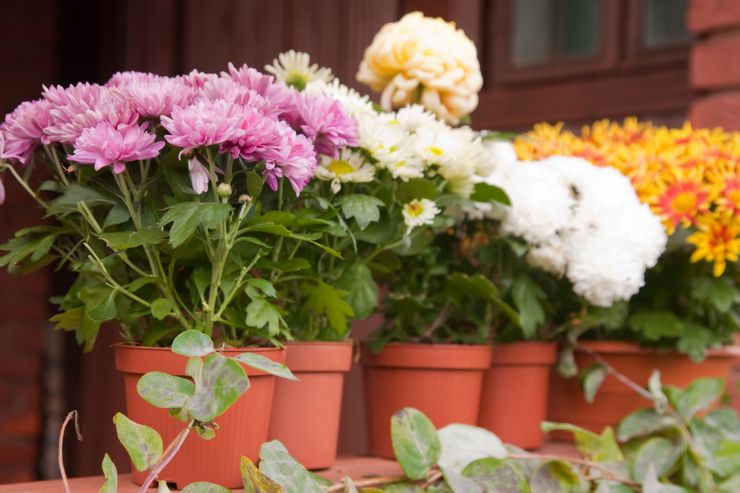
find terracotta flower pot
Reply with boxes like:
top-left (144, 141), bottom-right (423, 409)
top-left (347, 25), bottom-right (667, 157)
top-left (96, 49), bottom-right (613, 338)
top-left (478, 342), bottom-right (556, 449)
top-left (268, 341), bottom-right (354, 470)
top-left (548, 341), bottom-right (739, 438)
top-left (115, 344), bottom-right (285, 489)
top-left (361, 342), bottom-right (492, 458)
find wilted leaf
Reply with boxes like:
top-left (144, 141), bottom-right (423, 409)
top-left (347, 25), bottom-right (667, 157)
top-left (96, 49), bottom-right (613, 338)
top-left (233, 353), bottom-right (297, 380)
top-left (529, 460), bottom-right (585, 493)
top-left (580, 364), bottom-right (607, 404)
top-left (172, 330), bottom-right (214, 357)
top-left (136, 371), bottom-right (195, 409)
top-left (240, 456), bottom-right (283, 493)
top-left (391, 408), bottom-right (441, 480)
top-left (112, 412), bottom-right (163, 472)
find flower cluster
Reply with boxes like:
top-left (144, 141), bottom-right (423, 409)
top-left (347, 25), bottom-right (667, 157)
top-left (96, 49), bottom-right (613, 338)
top-left (514, 119), bottom-right (740, 276)
top-left (1, 63), bottom-right (357, 196)
top-left (481, 143), bottom-right (667, 307)
top-left (356, 12), bottom-right (483, 123)
top-left (306, 78), bottom-right (497, 233)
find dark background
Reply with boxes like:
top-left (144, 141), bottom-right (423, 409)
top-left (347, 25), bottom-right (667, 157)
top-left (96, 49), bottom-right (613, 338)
top-left (2, 0), bottom-right (737, 483)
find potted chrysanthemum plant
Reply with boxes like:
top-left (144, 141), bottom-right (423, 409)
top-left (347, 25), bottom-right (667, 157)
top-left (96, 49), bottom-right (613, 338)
top-left (341, 12), bottom-right (516, 459)
top-left (513, 119), bottom-right (740, 433)
top-left (0, 62), bottom-right (358, 486)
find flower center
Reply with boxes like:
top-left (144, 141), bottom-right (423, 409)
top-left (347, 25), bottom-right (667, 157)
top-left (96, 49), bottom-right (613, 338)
top-left (671, 191), bottom-right (697, 213)
top-left (326, 159), bottom-right (355, 176)
top-left (727, 188), bottom-right (740, 208)
top-left (405, 202), bottom-right (424, 217)
top-left (285, 73), bottom-right (309, 91)
top-left (427, 146), bottom-right (444, 156)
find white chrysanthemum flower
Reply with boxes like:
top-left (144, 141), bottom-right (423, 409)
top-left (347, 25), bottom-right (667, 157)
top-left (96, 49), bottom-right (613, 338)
top-left (402, 198), bottom-right (440, 235)
top-left (315, 149), bottom-right (375, 193)
top-left (485, 153), bottom-right (667, 307)
top-left (265, 50), bottom-right (333, 90)
top-left (305, 79), bottom-right (376, 120)
top-left (394, 105), bottom-right (442, 133)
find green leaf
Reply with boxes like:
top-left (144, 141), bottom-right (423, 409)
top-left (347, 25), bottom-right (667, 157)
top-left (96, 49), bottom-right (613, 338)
top-left (713, 440), bottom-right (740, 477)
top-left (641, 464), bottom-right (688, 493)
top-left (150, 298), bottom-right (175, 320)
top-left (180, 482), bottom-right (232, 493)
top-left (172, 330), bottom-right (214, 357)
top-left (437, 424), bottom-right (507, 474)
top-left (246, 298), bottom-right (285, 335)
top-left (259, 440), bottom-right (324, 493)
top-left (470, 182), bottom-right (511, 205)
top-left (690, 276), bottom-right (739, 313)
top-left (102, 204), bottom-right (130, 229)
top-left (246, 278), bottom-right (277, 298)
top-left (397, 178), bottom-right (439, 202)
top-left (511, 276), bottom-right (545, 339)
top-left (83, 285), bottom-right (118, 323)
top-left (628, 311), bottom-right (686, 341)
top-left (300, 281), bottom-right (354, 336)
top-left (233, 353), bottom-right (297, 380)
top-left (719, 473), bottom-right (740, 492)
top-left (674, 378), bottom-right (725, 420)
top-left (98, 229), bottom-right (166, 250)
top-left (338, 194), bottom-right (384, 230)
top-left (632, 437), bottom-right (683, 482)
top-left (186, 353), bottom-right (249, 422)
top-left (99, 454), bottom-right (117, 493)
top-left (136, 372), bottom-right (195, 409)
top-left (160, 202), bottom-right (232, 248)
top-left (391, 408), bottom-right (441, 480)
top-left (336, 261), bottom-right (378, 319)
top-left (617, 408), bottom-right (677, 442)
top-left (580, 364), bottom-right (607, 404)
top-left (247, 171), bottom-right (265, 200)
top-left (241, 456), bottom-right (283, 493)
top-left (112, 412), bottom-right (163, 472)
top-left (529, 460), bottom-right (585, 493)
top-left (446, 273), bottom-right (499, 301)
top-left (541, 422), bottom-right (622, 462)
top-left (462, 458), bottom-right (528, 493)
top-left (47, 184), bottom-right (114, 215)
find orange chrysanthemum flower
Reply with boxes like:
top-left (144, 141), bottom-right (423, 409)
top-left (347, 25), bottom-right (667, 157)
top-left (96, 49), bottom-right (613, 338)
top-left (654, 180), bottom-right (712, 234)
top-left (687, 211), bottom-right (740, 277)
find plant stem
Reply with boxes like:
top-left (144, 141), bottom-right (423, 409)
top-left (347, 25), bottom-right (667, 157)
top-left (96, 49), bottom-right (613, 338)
top-left (138, 420), bottom-right (194, 493)
top-left (58, 411), bottom-right (82, 493)
top-left (508, 452), bottom-right (640, 487)
top-left (2, 163), bottom-right (48, 209)
top-left (325, 474), bottom-right (410, 492)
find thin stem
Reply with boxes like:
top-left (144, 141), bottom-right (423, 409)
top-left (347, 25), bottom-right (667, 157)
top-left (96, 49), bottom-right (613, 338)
top-left (326, 474), bottom-right (409, 493)
top-left (138, 420), bottom-right (194, 493)
top-left (44, 145), bottom-right (70, 187)
top-left (508, 453), bottom-right (639, 488)
top-left (58, 411), bottom-right (82, 493)
top-left (578, 345), bottom-right (654, 400)
top-left (2, 163), bottom-right (48, 209)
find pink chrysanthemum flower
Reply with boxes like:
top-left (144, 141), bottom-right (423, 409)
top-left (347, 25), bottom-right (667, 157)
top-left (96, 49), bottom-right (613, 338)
top-left (289, 93), bottom-right (357, 157)
top-left (43, 84), bottom-right (138, 144)
top-left (188, 157), bottom-right (210, 194)
top-left (260, 124), bottom-right (317, 195)
top-left (1, 99), bottom-right (52, 164)
top-left (219, 108), bottom-right (283, 162)
top-left (69, 122), bottom-right (164, 174)
top-left (161, 99), bottom-right (245, 153)
top-left (225, 63), bottom-right (295, 114)
top-left (181, 69), bottom-right (215, 90)
top-left (110, 73), bottom-right (195, 118)
top-left (200, 77), bottom-right (281, 118)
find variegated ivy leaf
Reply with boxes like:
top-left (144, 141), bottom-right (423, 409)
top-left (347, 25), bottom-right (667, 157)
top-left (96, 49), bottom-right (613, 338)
top-left (186, 353), bottom-right (249, 422)
top-left (391, 408), bottom-right (441, 481)
top-left (99, 453), bottom-right (117, 493)
top-left (112, 412), bottom-right (163, 472)
top-left (240, 456), bottom-right (283, 493)
top-left (136, 371), bottom-right (195, 409)
top-left (172, 330), bottom-right (214, 357)
top-left (180, 482), bottom-right (232, 493)
top-left (233, 353), bottom-right (297, 380)
top-left (259, 440), bottom-right (324, 493)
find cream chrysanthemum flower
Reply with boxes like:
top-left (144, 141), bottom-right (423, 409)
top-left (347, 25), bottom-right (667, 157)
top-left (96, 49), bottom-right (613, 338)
top-left (315, 149), bottom-right (375, 193)
top-left (357, 12), bottom-right (483, 123)
top-left (402, 198), bottom-right (440, 235)
top-left (265, 50), bottom-right (333, 90)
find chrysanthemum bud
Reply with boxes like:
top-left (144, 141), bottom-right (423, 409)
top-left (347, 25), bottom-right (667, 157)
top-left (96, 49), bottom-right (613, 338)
top-left (217, 183), bottom-right (232, 198)
top-left (238, 194), bottom-right (251, 204)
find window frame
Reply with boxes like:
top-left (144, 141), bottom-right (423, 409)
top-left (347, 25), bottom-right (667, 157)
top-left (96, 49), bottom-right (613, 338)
top-left (624, 0), bottom-right (691, 69)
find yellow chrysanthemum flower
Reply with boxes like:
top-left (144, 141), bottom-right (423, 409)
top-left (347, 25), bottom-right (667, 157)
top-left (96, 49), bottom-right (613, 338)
top-left (687, 211), bottom-right (740, 277)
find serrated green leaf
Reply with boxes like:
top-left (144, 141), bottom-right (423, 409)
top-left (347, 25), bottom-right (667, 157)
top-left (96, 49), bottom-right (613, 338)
top-left (338, 194), bottom-right (384, 230)
top-left (47, 184), bottom-right (114, 215)
top-left (112, 412), bottom-right (163, 472)
top-left (246, 278), bottom-right (277, 298)
top-left (300, 281), bottom-right (354, 336)
top-left (336, 261), bottom-right (378, 319)
top-left (628, 311), bottom-right (685, 341)
top-left (102, 204), bottom-right (130, 230)
top-left (391, 408), bottom-right (441, 480)
top-left (150, 298), bottom-right (175, 320)
top-left (172, 330), bottom-right (214, 357)
top-left (233, 352), bottom-right (297, 380)
top-left (186, 353), bottom-right (249, 422)
top-left (246, 298), bottom-right (285, 335)
top-left (136, 371), bottom-right (195, 409)
top-left (160, 202), bottom-right (232, 248)
top-left (98, 229), bottom-right (166, 250)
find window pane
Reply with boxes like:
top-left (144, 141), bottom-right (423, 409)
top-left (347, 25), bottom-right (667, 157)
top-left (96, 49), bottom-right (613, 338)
top-left (511, 0), bottom-right (600, 67)
top-left (644, 0), bottom-right (691, 48)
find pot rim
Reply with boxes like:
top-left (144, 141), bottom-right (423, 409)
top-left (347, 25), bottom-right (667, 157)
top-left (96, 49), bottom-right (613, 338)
top-left (360, 341), bottom-right (492, 370)
top-left (282, 340), bottom-right (354, 372)
top-left (575, 340), bottom-right (740, 358)
top-left (491, 341), bottom-right (557, 366)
